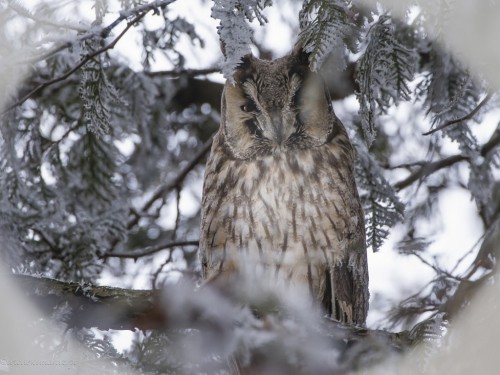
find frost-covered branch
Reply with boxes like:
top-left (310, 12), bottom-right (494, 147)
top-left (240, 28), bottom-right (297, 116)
top-left (4, 0), bottom-right (177, 113)
top-left (212, 0), bottom-right (272, 79)
top-left (7, 0), bottom-right (87, 32)
top-left (4, 11), bottom-right (146, 113)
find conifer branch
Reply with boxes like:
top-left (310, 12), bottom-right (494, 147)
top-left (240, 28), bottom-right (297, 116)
top-left (7, 0), bottom-right (87, 32)
top-left (4, 0), bottom-right (177, 113)
top-left (4, 13), bottom-right (145, 113)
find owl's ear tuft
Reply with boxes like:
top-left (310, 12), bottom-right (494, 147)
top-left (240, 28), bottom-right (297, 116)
top-left (232, 54), bottom-right (254, 83)
top-left (291, 44), bottom-right (311, 66)
top-left (289, 44), bottom-right (312, 77)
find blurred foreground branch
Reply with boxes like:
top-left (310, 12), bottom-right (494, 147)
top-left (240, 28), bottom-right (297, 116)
top-left (13, 274), bottom-right (427, 350)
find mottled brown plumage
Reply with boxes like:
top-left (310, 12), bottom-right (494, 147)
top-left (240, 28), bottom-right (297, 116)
top-left (200, 47), bottom-right (369, 325)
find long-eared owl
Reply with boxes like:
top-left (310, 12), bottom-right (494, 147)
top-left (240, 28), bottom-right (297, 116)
top-left (199, 46), bottom-right (369, 325)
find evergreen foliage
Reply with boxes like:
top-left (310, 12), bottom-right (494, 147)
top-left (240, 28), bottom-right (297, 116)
top-left (356, 14), bottom-right (418, 145)
top-left (353, 133), bottom-right (405, 251)
top-left (299, 0), bottom-right (360, 71)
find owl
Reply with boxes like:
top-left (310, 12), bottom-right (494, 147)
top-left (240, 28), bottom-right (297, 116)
top-left (199, 46), bottom-right (369, 326)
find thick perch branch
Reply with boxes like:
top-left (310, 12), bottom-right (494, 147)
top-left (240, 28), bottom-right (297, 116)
top-left (14, 274), bottom-right (165, 330)
top-left (15, 274), bottom-right (416, 352)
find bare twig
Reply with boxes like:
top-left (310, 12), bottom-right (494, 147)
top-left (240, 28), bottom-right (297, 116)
top-left (152, 251), bottom-right (173, 289)
top-left (410, 251), bottom-right (465, 282)
top-left (104, 240), bottom-right (199, 259)
top-left (394, 130), bottom-right (500, 190)
top-left (394, 154), bottom-right (465, 190)
top-left (127, 135), bottom-right (214, 230)
top-left (146, 67), bottom-right (221, 77)
top-left (422, 93), bottom-right (492, 136)
top-left (172, 187), bottom-right (182, 240)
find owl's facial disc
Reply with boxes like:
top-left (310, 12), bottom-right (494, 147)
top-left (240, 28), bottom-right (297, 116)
top-left (222, 53), bottom-right (334, 160)
top-left (240, 75), bottom-right (300, 148)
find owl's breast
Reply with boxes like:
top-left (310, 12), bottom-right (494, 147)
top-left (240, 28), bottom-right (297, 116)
top-left (201, 145), bottom-right (363, 296)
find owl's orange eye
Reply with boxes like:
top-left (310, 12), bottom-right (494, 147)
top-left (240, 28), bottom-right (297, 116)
top-left (241, 100), bottom-right (257, 113)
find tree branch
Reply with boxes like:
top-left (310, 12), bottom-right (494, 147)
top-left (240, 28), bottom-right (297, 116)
top-left (394, 154), bottom-right (466, 190)
top-left (14, 274), bottom-right (163, 330)
top-left (13, 273), bottom-right (418, 351)
top-left (394, 130), bottom-right (500, 190)
top-left (4, 0), bottom-right (177, 113)
top-left (4, 13), bottom-right (145, 113)
top-left (146, 67), bottom-right (221, 78)
top-left (7, 1), bottom-right (87, 32)
top-left (422, 93), bottom-right (492, 136)
top-left (127, 135), bottom-right (214, 230)
top-left (104, 240), bottom-right (199, 259)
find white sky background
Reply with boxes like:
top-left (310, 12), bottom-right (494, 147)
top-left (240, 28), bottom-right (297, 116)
top-left (14, 0), bottom-right (498, 333)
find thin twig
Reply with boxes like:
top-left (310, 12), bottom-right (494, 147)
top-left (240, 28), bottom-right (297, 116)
top-left (104, 240), bottom-right (199, 259)
top-left (395, 129), bottom-right (500, 190)
top-left (410, 251), bottom-right (465, 282)
top-left (384, 161), bottom-right (427, 170)
top-left (422, 93), bottom-right (492, 136)
top-left (146, 67), bottom-right (221, 77)
top-left (152, 251), bottom-right (173, 289)
top-left (394, 154), bottom-right (465, 190)
top-left (172, 187), bottom-right (182, 240)
top-left (127, 135), bottom-right (214, 230)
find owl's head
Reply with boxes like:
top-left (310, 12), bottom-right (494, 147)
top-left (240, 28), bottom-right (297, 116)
top-left (220, 47), bottom-right (339, 160)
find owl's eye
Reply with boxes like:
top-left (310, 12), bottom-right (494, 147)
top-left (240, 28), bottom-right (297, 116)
top-left (240, 100), bottom-right (258, 113)
top-left (244, 118), bottom-right (262, 137)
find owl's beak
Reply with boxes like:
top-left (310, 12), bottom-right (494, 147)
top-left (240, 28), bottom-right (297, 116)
top-left (270, 111), bottom-right (284, 145)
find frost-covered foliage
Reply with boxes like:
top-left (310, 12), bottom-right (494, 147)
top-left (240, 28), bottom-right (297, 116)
top-left (356, 15), bottom-right (418, 145)
top-left (212, 0), bottom-right (272, 79)
top-left (80, 39), bottom-right (124, 137)
top-left (299, 0), bottom-right (360, 71)
top-left (353, 133), bottom-right (404, 251)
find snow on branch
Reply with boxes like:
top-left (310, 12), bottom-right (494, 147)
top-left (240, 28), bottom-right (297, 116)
top-left (299, 0), bottom-right (360, 72)
top-left (356, 15), bottom-right (418, 145)
top-left (353, 134), bottom-right (405, 251)
top-left (212, 0), bottom-right (272, 80)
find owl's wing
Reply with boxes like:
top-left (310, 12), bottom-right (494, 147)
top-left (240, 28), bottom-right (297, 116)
top-left (328, 234), bottom-right (369, 326)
